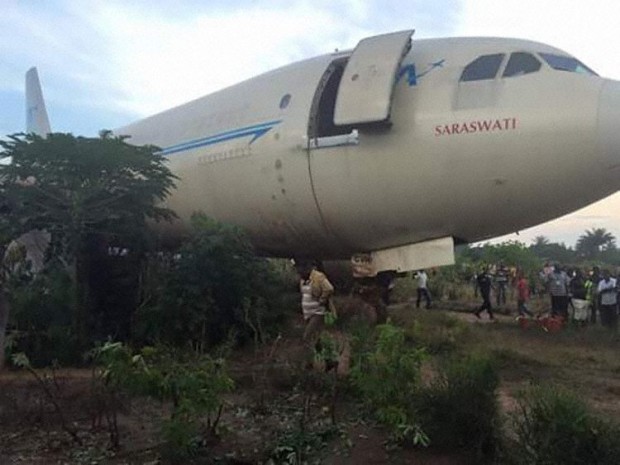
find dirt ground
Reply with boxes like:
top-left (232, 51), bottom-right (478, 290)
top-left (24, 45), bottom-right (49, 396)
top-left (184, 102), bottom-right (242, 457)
top-left (1, 298), bottom-right (619, 464)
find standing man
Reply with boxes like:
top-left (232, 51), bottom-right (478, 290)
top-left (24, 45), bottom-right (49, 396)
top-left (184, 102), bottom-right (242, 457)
top-left (597, 270), bottom-right (618, 330)
top-left (475, 266), bottom-right (494, 320)
top-left (590, 266), bottom-right (602, 324)
top-left (415, 269), bottom-right (432, 309)
top-left (495, 262), bottom-right (509, 307)
top-left (297, 261), bottom-right (335, 343)
top-left (548, 264), bottom-right (570, 319)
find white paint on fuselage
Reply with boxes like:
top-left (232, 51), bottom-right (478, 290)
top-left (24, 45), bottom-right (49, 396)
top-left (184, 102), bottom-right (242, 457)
top-left (116, 36), bottom-right (617, 259)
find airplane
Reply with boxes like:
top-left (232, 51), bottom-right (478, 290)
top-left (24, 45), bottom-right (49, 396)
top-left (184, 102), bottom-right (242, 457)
top-left (25, 29), bottom-right (620, 277)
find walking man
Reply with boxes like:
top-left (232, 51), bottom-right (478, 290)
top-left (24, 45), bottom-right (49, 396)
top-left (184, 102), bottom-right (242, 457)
top-left (475, 266), bottom-right (494, 320)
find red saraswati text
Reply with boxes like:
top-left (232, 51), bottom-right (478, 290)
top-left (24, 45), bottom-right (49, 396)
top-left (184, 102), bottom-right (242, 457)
top-left (434, 117), bottom-right (518, 137)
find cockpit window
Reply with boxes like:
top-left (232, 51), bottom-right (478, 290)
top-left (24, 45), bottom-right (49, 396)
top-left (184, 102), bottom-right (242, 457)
top-left (539, 53), bottom-right (597, 76)
top-left (503, 52), bottom-right (541, 77)
top-left (460, 54), bottom-right (505, 82)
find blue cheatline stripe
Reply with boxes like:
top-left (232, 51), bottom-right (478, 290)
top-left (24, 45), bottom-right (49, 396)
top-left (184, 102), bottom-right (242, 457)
top-left (160, 120), bottom-right (282, 156)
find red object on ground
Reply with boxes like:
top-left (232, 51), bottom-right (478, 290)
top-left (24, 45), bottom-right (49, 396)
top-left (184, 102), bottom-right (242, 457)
top-left (517, 317), bottom-right (531, 329)
top-left (537, 316), bottom-right (565, 333)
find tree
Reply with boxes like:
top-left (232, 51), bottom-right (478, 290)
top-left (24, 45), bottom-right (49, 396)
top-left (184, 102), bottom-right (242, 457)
top-left (576, 228), bottom-right (617, 260)
top-left (529, 236), bottom-right (575, 264)
top-left (0, 132), bottom-right (177, 360)
top-left (532, 236), bottom-right (550, 248)
top-left (460, 241), bottom-right (540, 273)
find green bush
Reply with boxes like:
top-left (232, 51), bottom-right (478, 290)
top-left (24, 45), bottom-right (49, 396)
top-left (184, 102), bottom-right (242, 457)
top-left (159, 417), bottom-right (201, 464)
top-left (426, 278), bottom-right (446, 302)
top-left (415, 354), bottom-right (501, 461)
top-left (351, 321), bottom-right (429, 445)
top-left (513, 385), bottom-right (620, 465)
top-left (135, 214), bottom-right (295, 349)
top-left (7, 267), bottom-right (80, 366)
top-left (93, 342), bottom-right (234, 461)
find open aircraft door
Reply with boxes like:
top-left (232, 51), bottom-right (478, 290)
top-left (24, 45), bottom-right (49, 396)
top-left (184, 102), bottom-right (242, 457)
top-left (305, 29), bottom-right (418, 258)
top-left (333, 29), bottom-right (414, 127)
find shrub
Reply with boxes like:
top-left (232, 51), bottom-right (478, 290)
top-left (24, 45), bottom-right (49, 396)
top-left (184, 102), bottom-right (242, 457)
top-left (7, 267), bottom-right (80, 366)
top-left (415, 354), bottom-right (501, 461)
top-left (351, 321), bottom-right (428, 445)
top-left (94, 342), bottom-right (234, 461)
top-left (135, 214), bottom-right (295, 349)
top-left (513, 384), bottom-right (620, 465)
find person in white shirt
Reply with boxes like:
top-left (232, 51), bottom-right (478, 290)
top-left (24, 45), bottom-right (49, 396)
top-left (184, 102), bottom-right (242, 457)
top-left (596, 270), bottom-right (618, 330)
top-left (415, 269), bottom-right (432, 309)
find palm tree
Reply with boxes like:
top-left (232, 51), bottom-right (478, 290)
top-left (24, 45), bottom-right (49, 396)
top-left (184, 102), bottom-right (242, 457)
top-left (576, 228), bottom-right (616, 259)
top-left (532, 235), bottom-right (550, 247)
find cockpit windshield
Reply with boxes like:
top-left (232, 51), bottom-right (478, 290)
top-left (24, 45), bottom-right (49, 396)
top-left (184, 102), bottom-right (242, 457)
top-left (539, 53), bottom-right (597, 76)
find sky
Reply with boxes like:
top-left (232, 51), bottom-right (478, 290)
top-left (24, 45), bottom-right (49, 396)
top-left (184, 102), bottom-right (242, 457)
top-left (1, 0), bottom-right (620, 247)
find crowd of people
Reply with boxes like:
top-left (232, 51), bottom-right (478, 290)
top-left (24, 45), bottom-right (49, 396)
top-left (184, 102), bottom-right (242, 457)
top-left (472, 262), bottom-right (619, 330)
top-left (294, 260), bottom-right (619, 360)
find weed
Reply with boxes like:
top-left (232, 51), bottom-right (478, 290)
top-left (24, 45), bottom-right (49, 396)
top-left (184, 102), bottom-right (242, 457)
top-left (269, 423), bottom-right (341, 465)
top-left (350, 320), bottom-right (428, 446)
top-left (11, 353), bottom-right (82, 445)
top-left (405, 312), bottom-right (469, 355)
top-left (91, 342), bottom-right (233, 461)
top-left (512, 384), bottom-right (620, 465)
top-left (415, 353), bottom-right (502, 462)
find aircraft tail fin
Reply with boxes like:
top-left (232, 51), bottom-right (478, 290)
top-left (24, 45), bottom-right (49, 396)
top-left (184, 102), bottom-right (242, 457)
top-left (25, 67), bottom-right (51, 136)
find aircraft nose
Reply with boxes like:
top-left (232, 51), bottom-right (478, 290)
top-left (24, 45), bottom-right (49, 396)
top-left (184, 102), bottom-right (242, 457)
top-left (598, 79), bottom-right (620, 170)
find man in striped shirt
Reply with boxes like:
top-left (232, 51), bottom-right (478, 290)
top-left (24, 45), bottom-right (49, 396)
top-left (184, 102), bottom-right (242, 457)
top-left (298, 262), bottom-right (334, 342)
top-left (548, 264), bottom-right (570, 319)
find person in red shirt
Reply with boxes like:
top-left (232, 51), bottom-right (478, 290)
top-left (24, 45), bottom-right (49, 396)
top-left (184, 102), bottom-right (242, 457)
top-left (517, 271), bottom-right (534, 317)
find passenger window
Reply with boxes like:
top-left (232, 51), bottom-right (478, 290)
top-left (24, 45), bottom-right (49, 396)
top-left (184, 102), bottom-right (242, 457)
top-left (460, 54), bottom-right (505, 82)
top-left (503, 52), bottom-right (541, 77)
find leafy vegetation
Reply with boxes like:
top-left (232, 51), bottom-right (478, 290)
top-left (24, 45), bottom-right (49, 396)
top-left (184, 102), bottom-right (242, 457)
top-left (351, 321), bottom-right (429, 446)
top-left (6, 266), bottom-right (77, 366)
top-left (576, 227), bottom-right (618, 260)
top-left (93, 341), bottom-right (234, 462)
top-left (513, 384), bottom-right (620, 465)
top-left (0, 132), bottom-right (176, 357)
top-left (415, 354), bottom-right (502, 462)
top-left (135, 213), bottom-right (296, 349)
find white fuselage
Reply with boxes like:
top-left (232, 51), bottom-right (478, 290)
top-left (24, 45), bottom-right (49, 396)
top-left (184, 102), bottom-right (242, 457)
top-left (116, 35), bottom-right (620, 261)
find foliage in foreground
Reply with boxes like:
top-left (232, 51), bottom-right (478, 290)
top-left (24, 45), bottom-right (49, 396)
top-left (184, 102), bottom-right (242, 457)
top-left (415, 353), bottom-right (502, 462)
top-left (513, 384), bottom-right (620, 465)
top-left (92, 342), bottom-right (234, 461)
top-left (350, 321), bottom-right (429, 446)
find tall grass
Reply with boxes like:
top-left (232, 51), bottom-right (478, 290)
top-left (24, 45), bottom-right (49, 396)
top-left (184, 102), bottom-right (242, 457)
top-left (415, 354), bottom-right (502, 462)
top-left (512, 384), bottom-right (620, 465)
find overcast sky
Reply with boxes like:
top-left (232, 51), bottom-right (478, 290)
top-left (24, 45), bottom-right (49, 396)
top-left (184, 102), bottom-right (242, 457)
top-left (2, 0), bottom-right (620, 247)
